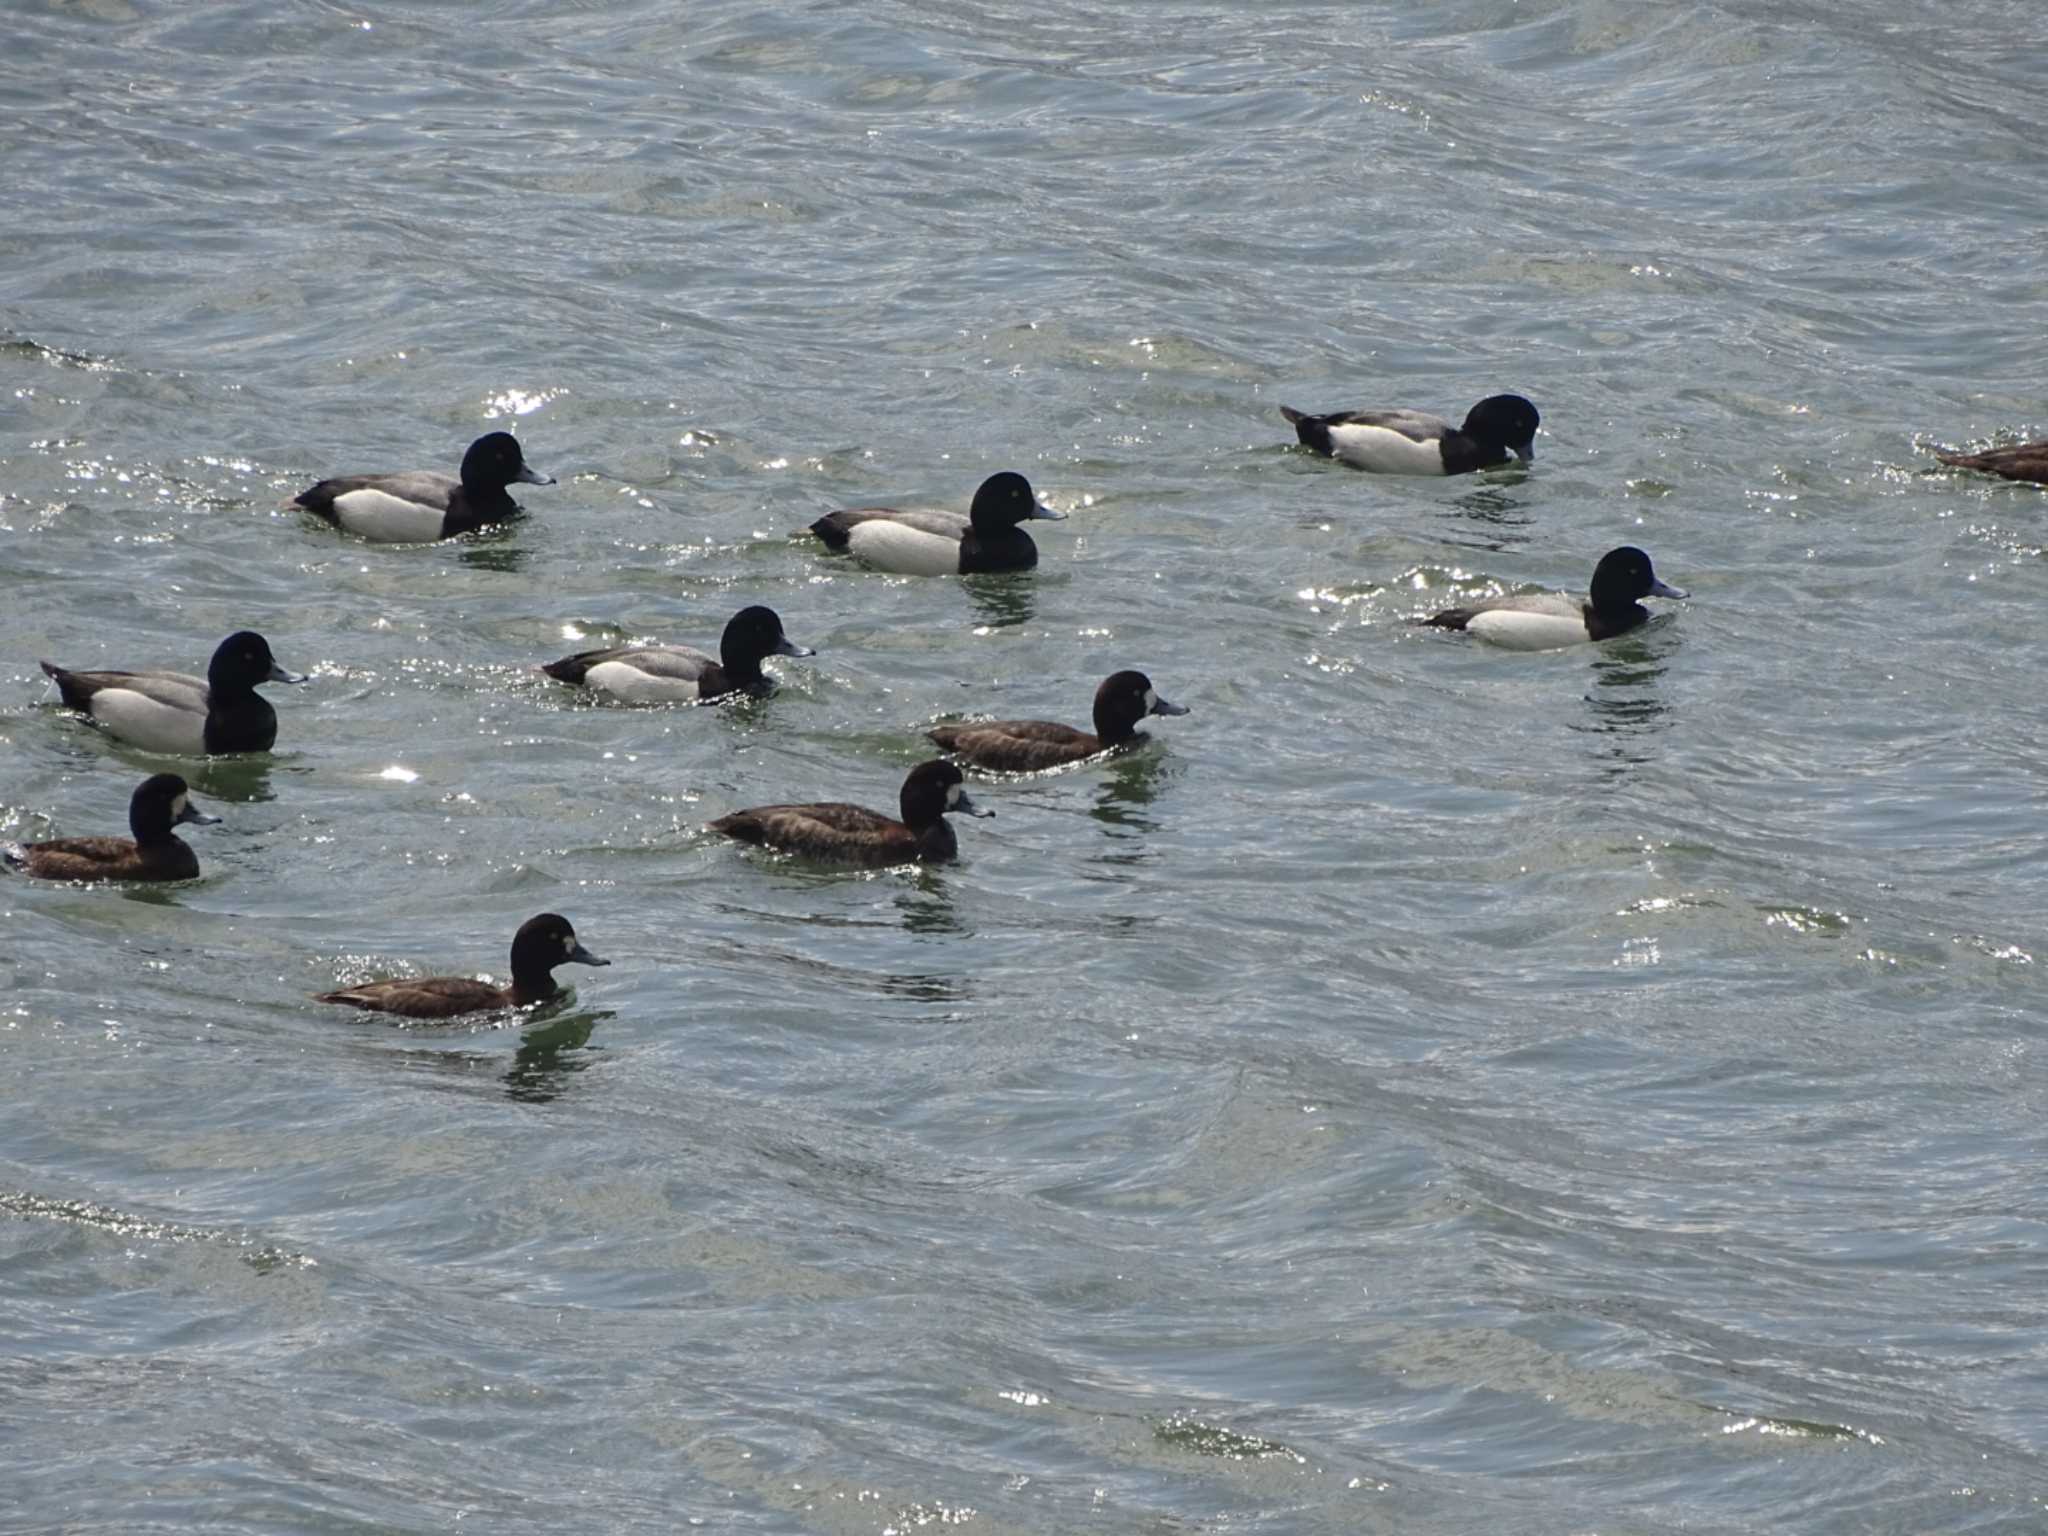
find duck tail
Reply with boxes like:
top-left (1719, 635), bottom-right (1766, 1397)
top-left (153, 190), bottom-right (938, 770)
top-left (539, 653), bottom-right (594, 685)
top-left (806, 511), bottom-right (862, 550)
top-left (707, 811), bottom-right (767, 845)
top-left (39, 660), bottom-right (90, 706)
top-left (1279, 406), bottom-right (1331, 455)
top-left (1414, 609), bottom-right (1475, 632)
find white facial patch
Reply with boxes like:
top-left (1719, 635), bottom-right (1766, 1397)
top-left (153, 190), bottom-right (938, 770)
top-left (945, 781), bottom-right (963, 808)
top-left (1143, 688), bottom-right (1158, 710)
top-left (171, 793), bottom-right (189, 820)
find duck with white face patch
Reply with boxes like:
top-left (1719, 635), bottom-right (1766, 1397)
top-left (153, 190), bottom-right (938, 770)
top-left (4, 773), bottom-right (221, 883)
top-left (315, 913), bottom-right (609, 1020)
top-left (709, 759), bottom-right (993, 866)
top-left (929, 670), bottom-right (1189, 773)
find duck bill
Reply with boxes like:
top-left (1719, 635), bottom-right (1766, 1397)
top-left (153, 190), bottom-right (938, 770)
top-left (1649, 579), bottom-right (1688, 600)
top-left (567, 943), bottom-right (610, 967)
top-left (773, 635), bottom-right (816, 658)
top-left (178, 806), bottom-right (224, 826)
top-left (1513, 444), bottom-right (1534, 463)
top-left (1150, 695), bottom-right (1190, 717)
top-left (1029, 502), bottom-right (1068, 521)
top-left (516, 463), bottom-right (556, 486)
top-left (955, 792), bottom-right (995, 819)
top-left (269, 663), bottom-right (309, 685)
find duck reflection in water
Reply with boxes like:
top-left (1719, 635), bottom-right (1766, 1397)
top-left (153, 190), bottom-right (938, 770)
top-left (963, 574), bottom-right (1036, 631)
top-left (504, 1010), bottom-right (609, 1104)
top-left (1447, 484), bottom-right (1535, 541)
top-left (1091, 750), bottom-right (1167, 838)
top-left (457, 539), bottom-right (526, 577)
top-left (896, 872), bottom-right (968, 938)
top-left (1576, 649), bottom-right (1672, 777)
top-left (182, 755), bottom-right (280, 806)
top-left (355, 1003), bottom-right (612, 1104)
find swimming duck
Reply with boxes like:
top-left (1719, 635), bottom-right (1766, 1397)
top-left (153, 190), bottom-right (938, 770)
top-left (1933, 439), bottom-right (2048, 485)
top-left (41, 631), bottom-right (307, 755)
top-left (287, 431), bottom-right (554, 541)
top-left (4, 773), bottom-right (219, 882)
top-left (541, 605), bottom-right (814, 704)
top-left (710, 759), bottom-right (991, 866)
top-left (1280, 394), bottom-right (1539, 475)
top-left (806, 472), bottom-right (1066, 575)
top-left (1419, 546), bottom-right (1687, 650)
top-left (929, 670), bottom-right (1188, 772)
top-left (316, 912), bottom-right (608, 1019)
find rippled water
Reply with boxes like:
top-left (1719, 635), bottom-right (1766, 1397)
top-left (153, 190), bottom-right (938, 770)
top-left (3, 1), bottom-right (2045, 1530)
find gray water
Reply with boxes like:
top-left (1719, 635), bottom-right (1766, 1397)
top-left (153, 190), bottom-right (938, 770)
top-left (3, 1), bottom-right (2045, 1530)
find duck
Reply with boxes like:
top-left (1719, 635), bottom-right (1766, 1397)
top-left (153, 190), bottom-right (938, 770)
top-left (929, 670), bottom-right (1188, 772)
top-left (1418, 546), bottom-right (1687, 650)
top-left (541, 605), bottom-right (814, 704)
top-left (1933, 438), bottom-right (2048, 485)
top-left (315, 912), bottom-right (609, 1020)
top-left (41, 631), bottom-right (307, 755)
top-left (4, 773), bottom-right (219, 882)
top-left (709, 759), bottom-right (991, 866)
top-left (1280, 394), bottom-right (1539, 475)
top-left (806, 471), bottom-right (1066, 575)
top-left (287, 430), bottom-right (555, 541)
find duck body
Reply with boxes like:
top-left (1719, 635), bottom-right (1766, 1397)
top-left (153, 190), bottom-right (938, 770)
top-left (41, 631), bottom-right (306, 754)
top-left (290, 431), bottom-right (554, 541)
top-left (1935, 440), bottom-right (2048, 485)
top-left (1281, 394), bottom-right (1539, 475)
top-left (930, 670), bottom-right (1188, 772)
top-left (1421, 546), bottom-right (1687, 650)
top-left (4, 773), bottom-right (219, 883)
top-left (543, 606), bottom-right (812, 705)
top-left (711, 760), bottom-right (990, 867)
top-left (316, 913), bottom-right (608, 1020)
top-left (807, 472), bottom-right (1065, 575)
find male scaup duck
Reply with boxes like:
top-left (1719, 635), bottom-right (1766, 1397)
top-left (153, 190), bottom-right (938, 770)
top-left (806, 472), bottom-right (1066, 575)
top-left (287, 431), bottom-right (554, 541)
top-left (929, 670), bottom-right (1188, 772)
top-left (1419, 546), bottom-right (1687, 650)
top-left (41, 630), bottom-right (307, 755)
top-left (316, 912), bottom-right (609, 1020)
top-left (1280, 394), bottom-right (1539, 475)
top-left (1934, 438), bottom-right (2048, 485)
top-left (541, 605), bottom-right (814, 705)
top-left (4, 773), bottom-right (220, 883)
top-left (710, 759), bottom-right (991, 866)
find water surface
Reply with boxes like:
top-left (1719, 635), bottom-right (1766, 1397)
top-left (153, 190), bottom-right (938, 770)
top-left (3, 1), bottom-right (2046, 1531)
